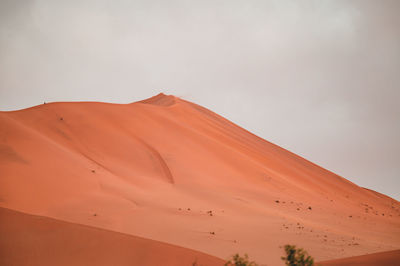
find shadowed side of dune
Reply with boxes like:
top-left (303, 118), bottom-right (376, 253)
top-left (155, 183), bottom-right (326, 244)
top-left (318, 249), bottom-right (400, 266)
top-left (0, 207), bottom-right (225, 266)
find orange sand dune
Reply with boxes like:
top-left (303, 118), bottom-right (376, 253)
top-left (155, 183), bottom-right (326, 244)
top-left (1, 93), bottom-right (400, 265)
top-left (0, 207), bottom-right (224, 266)
top-left (319, 249), bottom-right (400, 266)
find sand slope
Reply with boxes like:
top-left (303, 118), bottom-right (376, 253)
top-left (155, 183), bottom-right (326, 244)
top-left (1, 93), bottom-right (399, 265)
top-left (0, 207), bottom-right (224, 266)
top-left (318, 249), bottom-right (400, 266)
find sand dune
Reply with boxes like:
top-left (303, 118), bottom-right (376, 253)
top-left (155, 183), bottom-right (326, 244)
top-left (1, 93), bottom-right (399, 265)
top-left (0, 207), bottom-right (224, 266)
top-left (319, 249), bottom-right (400, 266)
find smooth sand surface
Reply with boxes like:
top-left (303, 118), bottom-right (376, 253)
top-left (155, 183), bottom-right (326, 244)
top-left (0, 207), bottom-right (224, 266)
top-left (318, 249), bottom-right (400, 266)
top-left (1, 93), bottom-right (400, 265)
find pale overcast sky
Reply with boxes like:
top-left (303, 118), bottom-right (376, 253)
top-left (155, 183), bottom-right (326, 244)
top-left (0, 0), bottom-right (399, 200)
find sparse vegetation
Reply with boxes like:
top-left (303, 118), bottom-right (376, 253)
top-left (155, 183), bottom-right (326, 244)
top-left (223, 245), bottom-right (314, 266)
top-left (281, 244), bottom-right (314, 266)
top-left (224, 253), bottom-right (258, 266)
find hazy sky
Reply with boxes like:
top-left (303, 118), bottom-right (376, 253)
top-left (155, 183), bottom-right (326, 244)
top-left (1, 0), bottom-right (399, 200)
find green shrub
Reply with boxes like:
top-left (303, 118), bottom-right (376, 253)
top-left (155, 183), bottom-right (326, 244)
top-left (281, 244), bottom-right (314, 266)
top-left (224, 253), bottom-right (258, 266)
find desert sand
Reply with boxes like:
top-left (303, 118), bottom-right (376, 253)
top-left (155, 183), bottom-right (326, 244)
top-left (319, 249), bottom-right (400, 266)
top-left (1, 93), bottom-right (399, 265)
top-left (0, 207), bottom-right (224, 266)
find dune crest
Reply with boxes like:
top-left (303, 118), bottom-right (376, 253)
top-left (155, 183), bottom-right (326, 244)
top-left (138, 92), bottom-right (179, 106)
top-left (1, 93), bottom-right (399, 265)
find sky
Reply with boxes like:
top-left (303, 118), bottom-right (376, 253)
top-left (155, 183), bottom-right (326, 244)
top-left (0, 0), bottom-right (399, 200)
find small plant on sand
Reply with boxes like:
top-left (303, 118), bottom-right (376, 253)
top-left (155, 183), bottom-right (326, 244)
top-left (281, 245), bottom-right (314, 266)
top-left (225, 253), bottom-right (258, 266)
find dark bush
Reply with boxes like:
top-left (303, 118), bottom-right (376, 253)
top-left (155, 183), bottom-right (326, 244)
top-left (281, 244), bottom-right (314, 266)
top-left (224, 253), bottom-right (258, 266)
